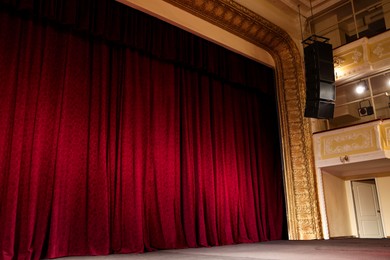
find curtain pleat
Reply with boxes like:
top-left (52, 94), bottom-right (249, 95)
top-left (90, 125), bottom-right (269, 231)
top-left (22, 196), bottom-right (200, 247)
top-left (0, 0), bottom-right (274, 93)
top-left (0, 4), bottom-right (285, 260)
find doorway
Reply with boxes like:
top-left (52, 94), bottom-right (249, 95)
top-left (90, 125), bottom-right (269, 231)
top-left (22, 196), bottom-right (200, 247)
top-left (351, 180), bottom-right (384, 238)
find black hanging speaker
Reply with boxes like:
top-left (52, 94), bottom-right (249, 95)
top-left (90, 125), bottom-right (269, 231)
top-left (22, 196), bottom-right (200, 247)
top-left (305, 100), bottom-right (335, 119)
top-left (302, 36), bottom-right (335, 119)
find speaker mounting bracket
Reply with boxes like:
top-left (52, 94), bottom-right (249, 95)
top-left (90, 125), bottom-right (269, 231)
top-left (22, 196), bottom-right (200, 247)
top-left (302, 35), bottom-right (330, 46)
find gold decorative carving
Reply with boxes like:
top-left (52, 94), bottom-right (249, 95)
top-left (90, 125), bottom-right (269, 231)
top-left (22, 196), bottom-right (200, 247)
top-left (334, 30), bottom-right (390, 82)
top-left (373, 43), bottom-right (385, 58)
top-left (333, 56), bottom-right (344, 68)
top-left (387, 128), bottom-right (390, 148)
top-left (162, 0), bottom-right (322, 239)
top-left (380, 121), bottom-right (390, 150)
top-left (369, 35), bottom-right (390, 63)
top-left (320, 127), bottom-right (378, 159)
top-left (352, 49), bottom-right (363, 64)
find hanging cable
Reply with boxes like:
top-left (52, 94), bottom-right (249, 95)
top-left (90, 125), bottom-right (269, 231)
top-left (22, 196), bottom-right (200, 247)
top-left (298, 4), bottom-right (304, 42)
top-left (309, 0), bottom-right (315, 35)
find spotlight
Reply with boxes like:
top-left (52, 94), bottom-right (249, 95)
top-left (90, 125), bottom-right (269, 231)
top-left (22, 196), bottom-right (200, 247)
top-left (358, 100), bottom-right (374, 117)
top-left (355, 83), bottom-right (366, 94)
top-left (385, 73), bottom-right (390, 87)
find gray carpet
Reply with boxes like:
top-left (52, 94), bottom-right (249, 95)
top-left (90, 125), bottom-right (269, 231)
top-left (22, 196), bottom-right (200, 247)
top-left (55, 239), bottom-right (390, 260)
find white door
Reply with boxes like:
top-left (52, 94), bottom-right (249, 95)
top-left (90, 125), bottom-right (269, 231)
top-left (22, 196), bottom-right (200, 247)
top-left (352, 180), bottom-right (384, 238)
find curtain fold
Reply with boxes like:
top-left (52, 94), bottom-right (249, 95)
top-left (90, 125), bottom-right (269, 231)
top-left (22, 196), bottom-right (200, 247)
top-left (0, 4), bottom-right (285, 260)
top-left (179, 71), bottom-right (283, 246)
top-left (0, 0), bottom-right (274, 92)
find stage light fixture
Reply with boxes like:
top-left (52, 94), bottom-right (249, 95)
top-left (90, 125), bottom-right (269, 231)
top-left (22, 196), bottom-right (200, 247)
top-left (355, 82), bottom-right (367, 94)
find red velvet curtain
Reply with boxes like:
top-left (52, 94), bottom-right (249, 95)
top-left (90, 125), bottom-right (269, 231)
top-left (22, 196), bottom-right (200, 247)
top-left (0, 4), bottom-right (285, 260)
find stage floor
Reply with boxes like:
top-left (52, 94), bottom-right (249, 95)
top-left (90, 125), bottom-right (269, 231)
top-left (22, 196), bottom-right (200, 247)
top-left (52, 238), bottom-right (390, 260)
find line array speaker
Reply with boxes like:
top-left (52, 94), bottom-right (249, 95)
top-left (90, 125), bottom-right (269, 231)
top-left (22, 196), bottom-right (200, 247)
top-left (303, 39), bottom-right (335, 119)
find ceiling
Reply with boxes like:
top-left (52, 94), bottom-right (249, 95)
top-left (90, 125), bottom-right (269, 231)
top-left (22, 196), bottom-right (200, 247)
top-left (322, 158), bottom-right (390, 180)
top-left (277, 0), bottom-right (345, 18)
top-left (235, 0), bottom-right (346, 39)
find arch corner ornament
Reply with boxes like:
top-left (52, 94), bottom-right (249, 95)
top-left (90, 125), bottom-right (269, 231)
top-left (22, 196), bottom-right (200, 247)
top-left (162, 0), bottom-right (323, 240)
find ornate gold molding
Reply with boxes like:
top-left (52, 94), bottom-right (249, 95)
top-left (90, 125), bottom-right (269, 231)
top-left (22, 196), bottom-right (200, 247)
top-left (162, 0), bottom-right (322, 239)
top-left (381, 121), bottom-right (390, 150)
top-left (334, 30), bottom-right (390, 83)
top-left (320, 127), bottom-right (378, 160)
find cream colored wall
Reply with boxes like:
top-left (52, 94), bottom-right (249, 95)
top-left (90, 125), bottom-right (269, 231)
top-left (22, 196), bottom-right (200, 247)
top-left (376, 176), bottom-right (390, 238)
top-left (321, 173), bottom-right (390, 239)
top-left (322, 172), bottom-right (352, 237)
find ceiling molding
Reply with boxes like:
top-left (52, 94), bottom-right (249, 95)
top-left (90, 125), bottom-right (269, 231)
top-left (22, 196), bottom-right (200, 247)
top-left (277, 0), bottom-right (345, 18)
top-left (162, 0), bottom-right (290, 53)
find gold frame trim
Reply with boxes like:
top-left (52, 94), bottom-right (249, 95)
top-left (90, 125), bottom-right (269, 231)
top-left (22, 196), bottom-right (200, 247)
top-left (162, 0), bottom-right (322, 239)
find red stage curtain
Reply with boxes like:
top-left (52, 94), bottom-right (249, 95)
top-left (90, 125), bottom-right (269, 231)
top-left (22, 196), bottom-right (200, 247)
top-left (0, 5), bottom-right (285, 260)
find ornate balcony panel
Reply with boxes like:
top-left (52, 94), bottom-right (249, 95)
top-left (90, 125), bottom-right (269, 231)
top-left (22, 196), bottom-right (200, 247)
top-left (334, 30), bottom-right (390, 83)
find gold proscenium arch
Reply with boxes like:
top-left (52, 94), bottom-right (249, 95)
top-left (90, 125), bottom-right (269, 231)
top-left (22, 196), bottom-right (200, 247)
top-left (163, 0), bottom-right (323, 240)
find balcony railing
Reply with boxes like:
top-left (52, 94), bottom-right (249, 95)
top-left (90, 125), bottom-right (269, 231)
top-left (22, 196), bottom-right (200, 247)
top-left (305, 0), bottom-right (390, 49)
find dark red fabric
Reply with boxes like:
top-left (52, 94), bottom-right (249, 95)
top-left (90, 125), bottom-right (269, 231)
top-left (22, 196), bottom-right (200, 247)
top-left (0, 5), bottom-right (285, 260)
top-left (0, 0), bottom-right (274, 93)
